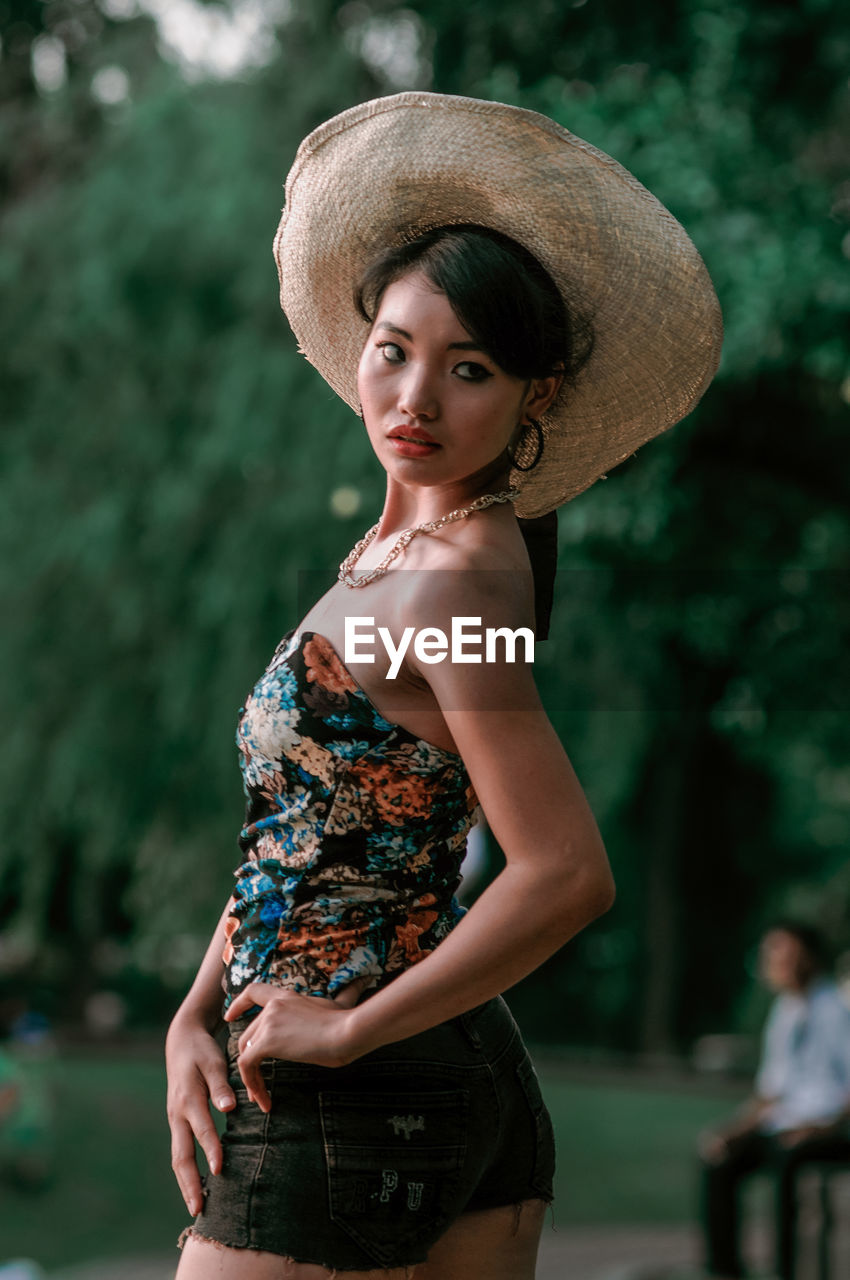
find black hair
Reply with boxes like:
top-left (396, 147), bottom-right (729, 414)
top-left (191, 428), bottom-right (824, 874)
top-left (354, 225), bottom-right (595, 640)
top-left (763, 919), bottom-right (831, 974)
top-left (355, 223), bottom-right (593, 385)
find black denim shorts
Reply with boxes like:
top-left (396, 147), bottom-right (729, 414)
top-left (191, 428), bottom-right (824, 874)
top-left (183, 995), bottom-right (555, 1272)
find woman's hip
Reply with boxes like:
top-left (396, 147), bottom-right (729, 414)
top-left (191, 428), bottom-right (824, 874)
top-left (224, 992), bottom-right (522, 1081)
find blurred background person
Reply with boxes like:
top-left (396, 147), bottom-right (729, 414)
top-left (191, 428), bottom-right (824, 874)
top-left (697, 921), bottom-right (850, 1280)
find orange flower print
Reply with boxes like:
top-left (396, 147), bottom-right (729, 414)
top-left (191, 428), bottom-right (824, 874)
top-left (349, 760), bottom-right (432, 826)
top-left (303, 636), bottom-right (357, 696)
top-left (222, 914), bottom-right (239, 964)
top-left (275, 918), bottom-right (368, 974)
top-left (395, 896), bottom-right (439, 963)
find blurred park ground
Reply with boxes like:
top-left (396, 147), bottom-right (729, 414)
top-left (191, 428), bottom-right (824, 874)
top-left (1, 0), bottom-right (849, 1273)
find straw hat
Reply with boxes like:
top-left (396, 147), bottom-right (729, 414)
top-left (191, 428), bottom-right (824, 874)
top-left (273, 92), bottom-right (723, 519)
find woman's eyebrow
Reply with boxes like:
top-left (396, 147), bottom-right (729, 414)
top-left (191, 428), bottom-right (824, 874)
top-left (375, 321), bottom-right (413, 339)
top-left (375, 321), bottom-right (487, 354)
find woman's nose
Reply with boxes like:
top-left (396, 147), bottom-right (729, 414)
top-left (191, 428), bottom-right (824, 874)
top-left (397, 364), bottom-right (439, 420)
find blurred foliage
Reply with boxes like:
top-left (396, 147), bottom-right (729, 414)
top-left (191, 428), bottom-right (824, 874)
top-left (0, 0), bottom-right (848, 1049)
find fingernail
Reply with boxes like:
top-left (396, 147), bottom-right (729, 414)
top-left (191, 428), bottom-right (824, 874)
top-left (217, 1095), bottom-right (232, 1109)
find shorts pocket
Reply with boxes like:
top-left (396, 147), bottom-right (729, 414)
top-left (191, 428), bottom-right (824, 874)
top-left (515, 1057), bottom-right (556, 1200)
top-left (319, 1088), bottom-right (469, 1268)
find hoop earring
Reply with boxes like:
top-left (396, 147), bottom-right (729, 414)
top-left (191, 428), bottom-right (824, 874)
top-left (507, 418), bottom-right (543, 472)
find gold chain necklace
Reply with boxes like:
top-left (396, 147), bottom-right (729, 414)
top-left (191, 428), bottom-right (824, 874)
top-left (337, 487), bottom-right (520, 588)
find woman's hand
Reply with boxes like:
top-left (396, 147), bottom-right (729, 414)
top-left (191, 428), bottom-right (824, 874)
top-left (165, 1012), bottom-right (237, 1217)
top-left (224, 978), bottom-right (371, 1111)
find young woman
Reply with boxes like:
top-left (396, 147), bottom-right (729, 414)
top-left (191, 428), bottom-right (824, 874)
top-left (166, 93), bottom-right (722, 1279)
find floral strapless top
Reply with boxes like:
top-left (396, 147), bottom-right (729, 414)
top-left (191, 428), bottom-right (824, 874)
top-left (222, 629), bottom-right (479, 1008)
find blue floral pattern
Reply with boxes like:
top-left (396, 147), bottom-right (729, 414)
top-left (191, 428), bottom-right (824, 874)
top-left (222, 630), bottom-right (478, 1007)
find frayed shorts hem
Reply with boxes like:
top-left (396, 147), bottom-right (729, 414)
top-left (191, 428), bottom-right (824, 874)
top-left (178, 1194), bottom-right (553, 1273)
top-left (177, 1224), bottom-right (422, 1275)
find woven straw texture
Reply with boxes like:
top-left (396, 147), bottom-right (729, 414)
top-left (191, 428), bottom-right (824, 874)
top-left (274, 92), bottom-right (723, 518)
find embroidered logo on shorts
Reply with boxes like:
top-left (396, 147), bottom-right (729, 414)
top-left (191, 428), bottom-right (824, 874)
top-left (388, 1113), bottom-right (425, 1140)
top-left (379, 1169), bottom-right (398, 1203)
top-left (407, 1181), bottom-right (424, 1211)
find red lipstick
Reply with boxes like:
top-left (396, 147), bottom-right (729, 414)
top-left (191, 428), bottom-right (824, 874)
top-left (387, 425), bottom-right (440, 457)
top-left (388, 425), bottom-right (438, 444)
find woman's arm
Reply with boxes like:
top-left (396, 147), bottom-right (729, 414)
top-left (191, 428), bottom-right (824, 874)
top-left (227, 575), bottom-right (615, 1102)
top-left (165, 896), bottom-right (237, 1216)
top-left (167, 896), bottom-right (371, 1201)
top-left (170, 895), bottom-right (236, 1032)
top-left (350, 618), bottom-right (615, 1043)
top-left (348, 709), bottom-right (613, 1050)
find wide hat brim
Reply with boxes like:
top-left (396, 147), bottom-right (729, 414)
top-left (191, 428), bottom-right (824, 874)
top-left (274, 92), bottom-right (723, 519)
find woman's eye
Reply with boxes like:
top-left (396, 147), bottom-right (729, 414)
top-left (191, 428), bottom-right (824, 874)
top-left (377, 342), bottom-right (405, 364)
top-left (455, 361), bottom-right (493, 382)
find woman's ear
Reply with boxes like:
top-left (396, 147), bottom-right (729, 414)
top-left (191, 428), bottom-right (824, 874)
top-left (523, 369), bottom-right (564, 421)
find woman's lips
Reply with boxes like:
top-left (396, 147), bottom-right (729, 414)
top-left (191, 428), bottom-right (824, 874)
top-left (389, 438), bottom-right (440, 457)
top-left (387, 430), bottom-right (441, 457)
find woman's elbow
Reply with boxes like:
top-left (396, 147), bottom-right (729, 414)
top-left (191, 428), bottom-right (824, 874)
top-left (541, 867), bottom-right (615, 948)
top-left (541, 860), bottom-right (615, 933)
top-left (578, 864), bottom-right (616, 922)
top-left (594, 870), bottom-right (617, 917)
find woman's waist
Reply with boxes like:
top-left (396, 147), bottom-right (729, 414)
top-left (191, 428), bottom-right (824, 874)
top-left (230, 858), bottom-right (463, 916)
top-left (232, 829), bottom-right (468, 890)
top-left (226, 916), bottom-right (460, 976)
top-left (224, 993), bottom-right (522, 1081)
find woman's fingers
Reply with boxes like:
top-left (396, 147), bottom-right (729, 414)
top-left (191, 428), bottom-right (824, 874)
top-left (165, 1027), bottom-right (239, 1213)
top-left (227, 980), bottom-right (359, 1091)
top-left (226, 976), bottom-right (368, 1019)
top-left (203, 1060), bottom-right (237, 1113)
top-left (223, 983), bottom-right (276, 1021)
top-left (191, 1095), bottom-right (227, 1177)
top-left (168, 1076), bottom-right (232, 1209)
top-left (236, 1041), bottom-right (272, 1112)
top-left (170, 1115), bottom-right (205, 1216)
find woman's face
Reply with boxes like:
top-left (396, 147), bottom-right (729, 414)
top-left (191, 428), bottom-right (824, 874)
top-left (357, 270), bottom-right (545, 492)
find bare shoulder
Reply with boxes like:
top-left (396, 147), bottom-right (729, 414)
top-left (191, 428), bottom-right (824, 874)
top-left (396, 524), bottom-right (610, 895)
top-left (401, 508), bottom-right (535, 640)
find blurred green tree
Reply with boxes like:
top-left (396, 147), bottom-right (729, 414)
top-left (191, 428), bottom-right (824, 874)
top-left (1, 0), bottom-right (848, 1048)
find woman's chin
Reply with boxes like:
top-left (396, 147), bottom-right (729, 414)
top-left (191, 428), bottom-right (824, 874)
top-left (379, 452), bottom-right (512, 491)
